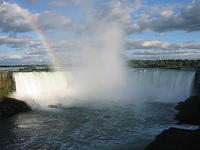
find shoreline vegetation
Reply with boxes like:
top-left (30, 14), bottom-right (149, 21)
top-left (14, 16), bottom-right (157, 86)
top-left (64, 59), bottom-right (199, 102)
top-left (0, 72), bottom-right (15, 98)
top-left (0, 65), bottom-right (51, 72)
top-left (1, 59), bottom-right (200, 72)
top-left (129, 59), bottom-right (200, 69)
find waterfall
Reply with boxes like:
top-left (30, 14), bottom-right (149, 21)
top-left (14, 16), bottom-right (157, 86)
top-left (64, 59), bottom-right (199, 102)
top-left (12, 72), bottom-right (73, 107)
top-left (11, 69), bottom-right (196, 107)
top-left (131, 69), bottom-right (196, 102)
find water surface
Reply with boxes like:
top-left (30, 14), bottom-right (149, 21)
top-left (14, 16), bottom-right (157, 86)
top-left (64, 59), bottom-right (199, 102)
top-left (0, 102), bottom-right (177, 150)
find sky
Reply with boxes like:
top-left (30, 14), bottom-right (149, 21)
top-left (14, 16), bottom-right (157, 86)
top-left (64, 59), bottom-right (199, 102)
top-left (0, 0), bottom-right (200, 64)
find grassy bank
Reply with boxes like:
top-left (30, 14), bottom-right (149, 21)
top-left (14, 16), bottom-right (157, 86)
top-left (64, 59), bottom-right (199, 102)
top-left (0, 72), bottom-right (15, 99)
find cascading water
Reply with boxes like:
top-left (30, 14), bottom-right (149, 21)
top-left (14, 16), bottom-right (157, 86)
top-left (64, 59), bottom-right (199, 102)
top-left (131, 69), bottom-right (196, 102)
top-left (12, 72), bottom-right (73, 107)
top-left (12, 69), bottom-right (196, 107)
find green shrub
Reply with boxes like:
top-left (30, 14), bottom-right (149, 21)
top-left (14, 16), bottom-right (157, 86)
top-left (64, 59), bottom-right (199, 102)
top-left (0, 72), bottom-right (15, 99)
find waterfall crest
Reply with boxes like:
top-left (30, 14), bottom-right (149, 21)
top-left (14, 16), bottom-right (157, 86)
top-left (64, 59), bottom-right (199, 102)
top-left (12, 72), bottom-right (72, 107)
top-left (12, 69), bottom-right (196, 107)
top-left (131, 69), bottom-right (195, 102)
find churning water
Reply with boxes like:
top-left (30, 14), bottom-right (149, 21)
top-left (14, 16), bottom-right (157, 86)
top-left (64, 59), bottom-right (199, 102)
top-left (0, 101), bottom-right (178, 150)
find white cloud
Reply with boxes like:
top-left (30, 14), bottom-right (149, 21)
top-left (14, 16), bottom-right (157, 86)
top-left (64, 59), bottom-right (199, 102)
top-left (37, 11), bottom-right (72, 32)
top-left (127, 1), bottom-right (200, 34)
top-left (0, 54), bottom-right (49, 64)
top-left (126, 39), bottom-right (200, 59)
top-left (126, 39), bottom-right (200, 50)
top-left (0, 2), bottom-right (73, 33)
top-left (0, 35), bottom-right (41, 50)
top-left (0, 2), bottom-right (33, 32)
top-left (6, 55), bottom-right (24, 59)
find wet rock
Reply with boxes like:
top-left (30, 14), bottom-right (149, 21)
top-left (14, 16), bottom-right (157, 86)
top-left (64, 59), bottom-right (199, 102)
top-left (175, 96), bottom-right (200, 125)
top-left (0, 97), bottom-right (31, 117)
top-left (144, 127), bottom-right (200, 150)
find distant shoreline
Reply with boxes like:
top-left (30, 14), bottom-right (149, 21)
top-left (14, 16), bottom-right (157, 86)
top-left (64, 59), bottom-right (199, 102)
top-left (129, 59), bottom-right (200, 69)
top-left (1, 59), bottom-right (200, 71)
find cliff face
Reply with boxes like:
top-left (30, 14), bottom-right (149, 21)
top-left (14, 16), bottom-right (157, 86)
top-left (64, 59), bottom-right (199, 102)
top-left (175, 96), bottom-right (200, 125)
top-left (0, 72), bottom-right (15, 99)
top-left (195, 71), bottom-right (200, 94)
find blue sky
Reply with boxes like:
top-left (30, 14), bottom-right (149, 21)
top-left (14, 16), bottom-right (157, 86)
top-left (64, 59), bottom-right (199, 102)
top-left (0, 0), bottom-right (200, 64)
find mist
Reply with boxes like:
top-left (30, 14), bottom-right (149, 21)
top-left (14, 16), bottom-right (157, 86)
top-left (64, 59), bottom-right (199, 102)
top-left (11, 0), bottom-right (195, 108)
top-left (12, 0), bottom-right (135, 108)
top-left (52, 1), bottom-right (133, 105)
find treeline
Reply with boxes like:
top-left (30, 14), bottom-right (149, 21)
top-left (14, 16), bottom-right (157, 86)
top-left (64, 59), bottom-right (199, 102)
top-left (0, 64), bottom-right (49, 67)
top-left (18, 65), bottom-right (51, 72)
top-left (0, 65), bottom-right (51, 72)
top-left (129, 59), bottom-right (200, 69)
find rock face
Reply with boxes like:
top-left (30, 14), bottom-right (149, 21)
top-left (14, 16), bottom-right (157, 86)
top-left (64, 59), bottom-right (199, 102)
top-left (144, 127), bottom-right (200, 150)
top-left (195, 71), bottom-right (200, 94)
top-left (0, 97), bottom-right (31, 117)
top-left (175, 96), bottom-right (200, 125)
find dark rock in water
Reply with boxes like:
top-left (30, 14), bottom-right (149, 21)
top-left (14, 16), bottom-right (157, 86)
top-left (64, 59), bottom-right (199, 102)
top-left (0, 97), bottom-right (31, 117)
top-left (144, 127), bottom-right (200, 150)
top-left (175, 96), bottom-right (200, 125)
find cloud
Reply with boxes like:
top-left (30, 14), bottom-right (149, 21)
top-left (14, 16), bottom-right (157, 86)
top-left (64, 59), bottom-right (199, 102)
top-left (0, 2), bottom-right (73, 33)
top-left (6, 55), bottom-right (24, 59)
top-left (0, 35), bottom-right (41, 50)
top-left (127, 52), bottom-right (200, 60)
top-left (37, 11), bottom-right (72, 32)
top-left (0, 35), bottom-right (50, 65)
top-left (96, 0), bottom-right (141, 24)
top-left (126, 39), bottom-right (200, 50)
top-left (1, 0), bottom-right (199, 35)
top-left (125, 39), bottom-right (200, 59)
top-left (0, 55), bottom-right (49, 65)
top-left (1, 0), bottom-right (200, 63)
top-left (0, 35), bottom-right (80, 64)
top-left (0, 35), bottom-right (50, 63)
top-left (0, 2), bottom-right (33, 32)
top-left (127, 1), bottom-right (200, 34)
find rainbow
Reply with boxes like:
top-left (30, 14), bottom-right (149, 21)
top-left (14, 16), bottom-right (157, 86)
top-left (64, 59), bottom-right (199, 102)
top-left (30, 20), bottom-right (63, 70)
top-left (21, 8), bottom-right (63, 70)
